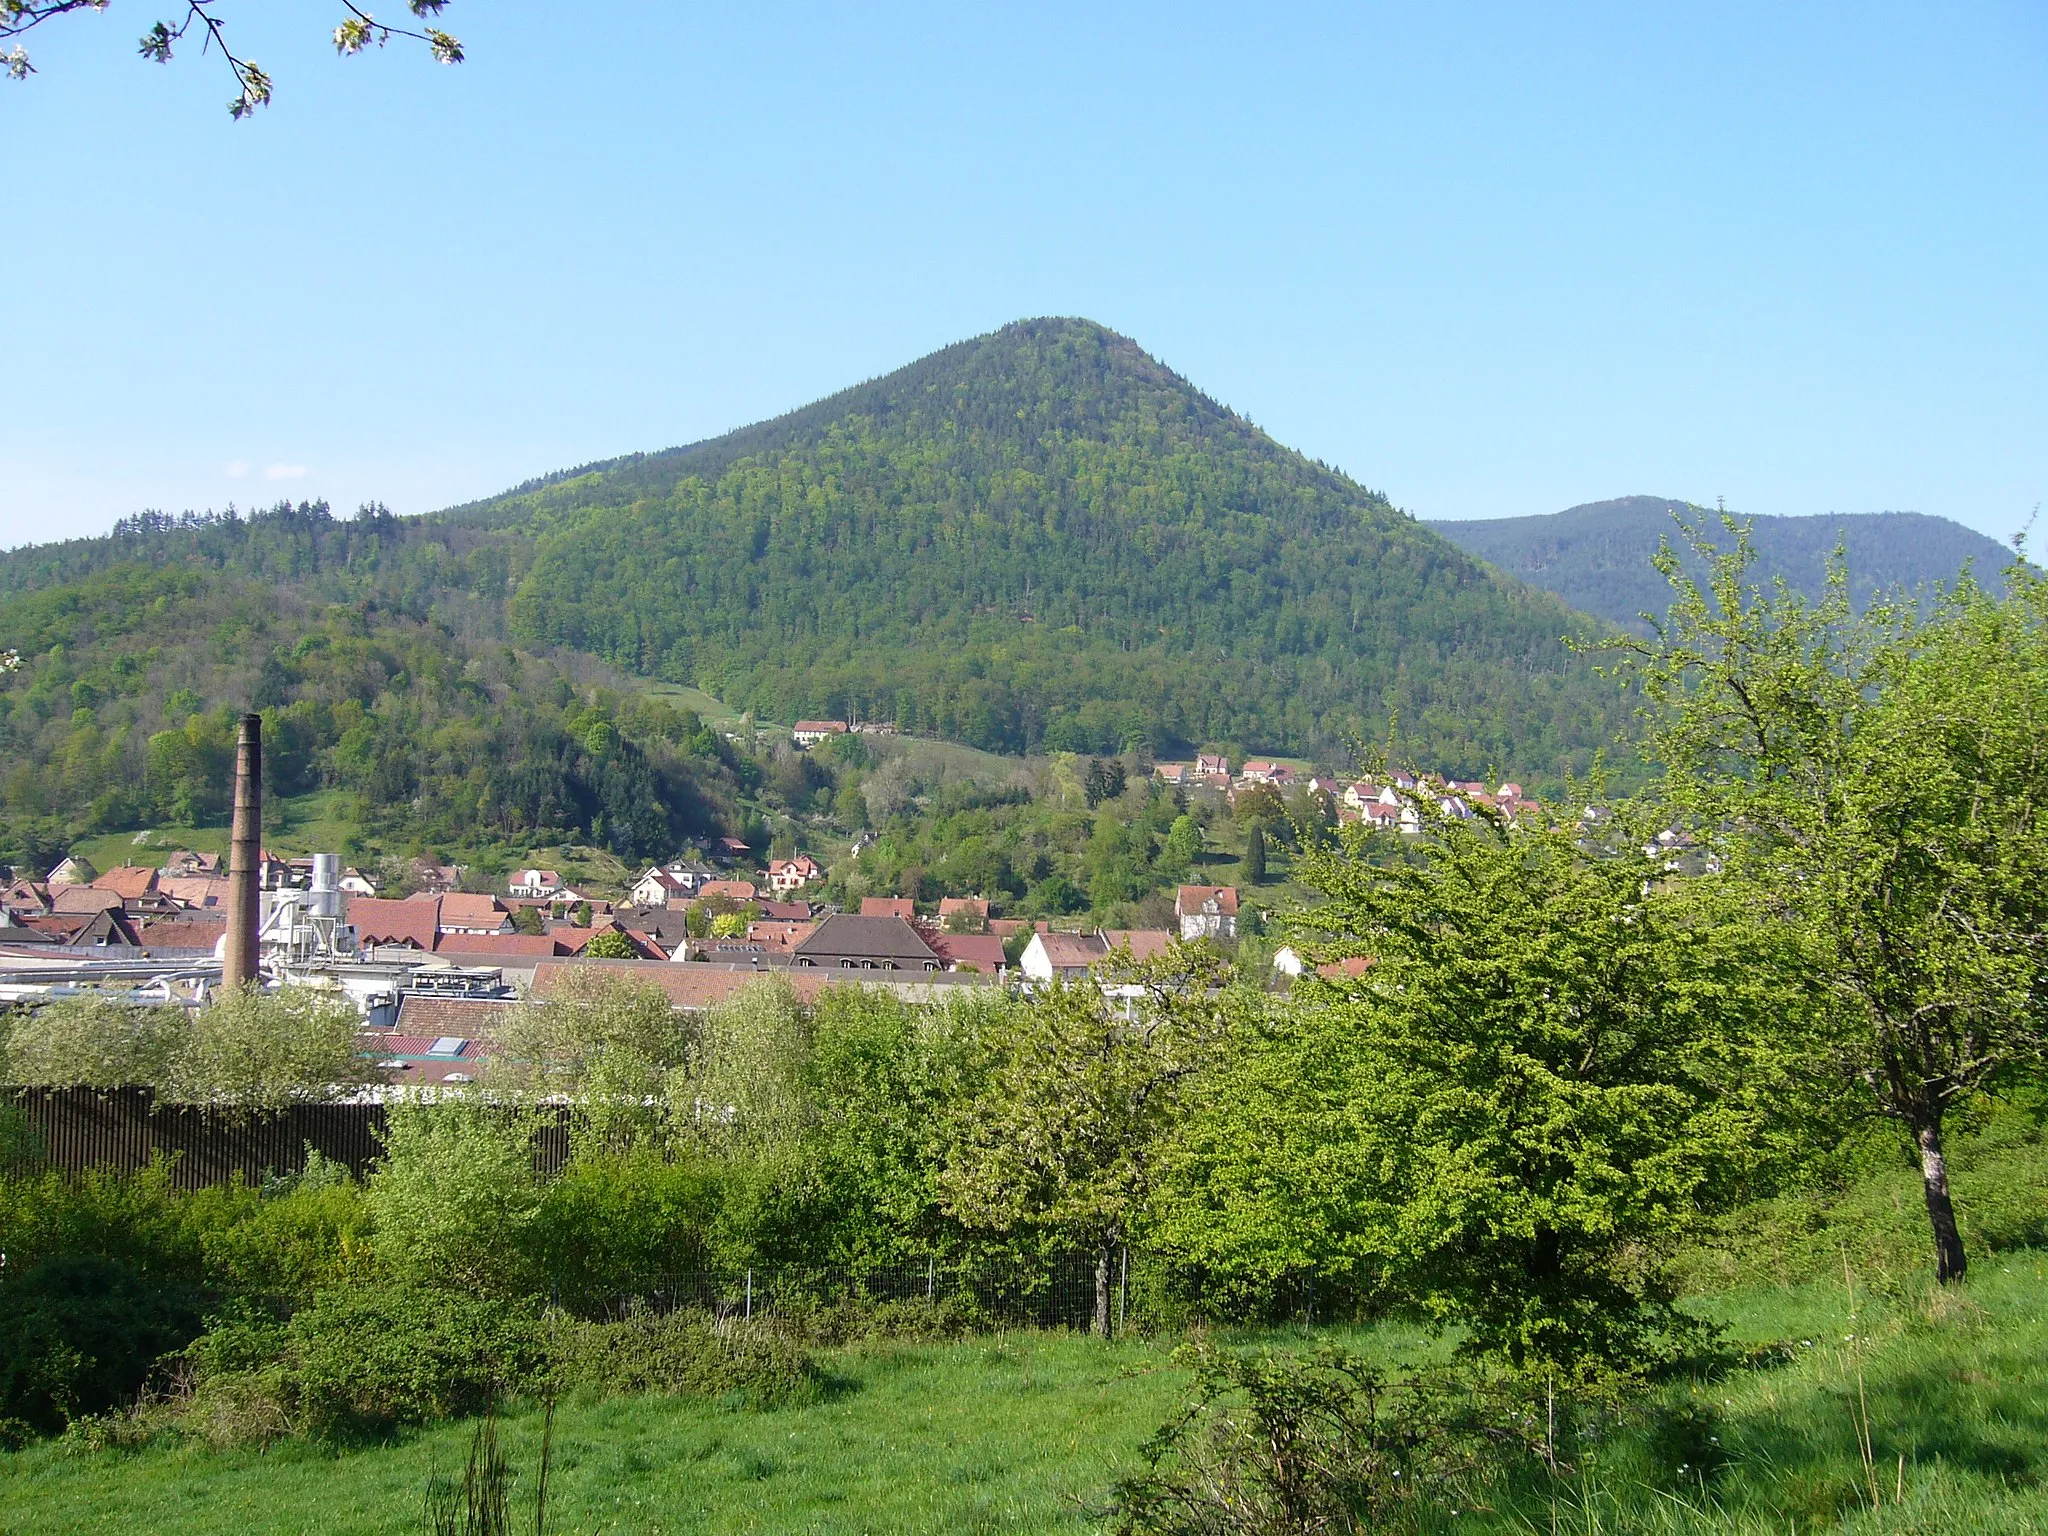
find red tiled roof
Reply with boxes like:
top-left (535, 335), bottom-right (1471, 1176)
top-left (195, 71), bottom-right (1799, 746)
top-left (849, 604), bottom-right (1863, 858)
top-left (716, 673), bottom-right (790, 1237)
top-left (1175, 885), bottom-right (1240, 917)
top-left (391, 995), bottom-right (521, 1037)
top-left (928, 932), bottom-right (1007, 971)
top-left (437, 892), bottom-right (509, 930)
top-left (91, 865), bottom-right (160, 899)
top-left (859, 897), bottom-right (916, 919)
top-left (434, 931), bottom-right (566, 956)
top-left (349, 895), bottom-right (441, 949)
top-left (52, 885), bottom-right (126, 914)
top-left (1035, 931), bottom-right (1110, 969)
top-left (697, 880), bottom-right (758, 903)
top-left (1102, 929), bottom-right (1174, 962)
top-left (158, 875), bottom-right (233, 910)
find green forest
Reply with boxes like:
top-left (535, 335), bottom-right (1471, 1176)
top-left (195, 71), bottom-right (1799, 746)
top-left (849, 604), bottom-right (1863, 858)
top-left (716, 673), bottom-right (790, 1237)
top-left (0, 503), bottom-right (745, 873)
top-left (479, 319), bottom-right (1623, 765)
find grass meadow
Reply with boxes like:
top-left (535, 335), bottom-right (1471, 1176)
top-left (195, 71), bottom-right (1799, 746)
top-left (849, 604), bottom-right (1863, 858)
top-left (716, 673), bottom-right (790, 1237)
top-left (5, 1258), bottom-right (2048, 1536)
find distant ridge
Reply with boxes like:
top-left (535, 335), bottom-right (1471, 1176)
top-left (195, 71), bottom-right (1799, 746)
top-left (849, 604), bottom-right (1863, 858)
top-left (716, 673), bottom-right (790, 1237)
top-left (1430, 496), bottom-right (2017, 633)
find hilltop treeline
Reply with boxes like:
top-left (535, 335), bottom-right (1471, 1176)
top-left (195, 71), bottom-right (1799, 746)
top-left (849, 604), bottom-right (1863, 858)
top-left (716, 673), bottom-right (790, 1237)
top-left (0, 502), bottom-right (741, 870)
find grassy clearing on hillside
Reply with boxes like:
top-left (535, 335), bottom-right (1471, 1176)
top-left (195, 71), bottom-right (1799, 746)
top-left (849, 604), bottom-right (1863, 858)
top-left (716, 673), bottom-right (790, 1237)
top-left (7, 1272), bottom-right (2048, 1536)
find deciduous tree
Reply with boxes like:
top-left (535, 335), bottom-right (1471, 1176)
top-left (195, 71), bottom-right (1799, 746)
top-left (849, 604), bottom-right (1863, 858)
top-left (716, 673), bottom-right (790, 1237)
top-left (1613, 520), bottom-right (2048, 1283)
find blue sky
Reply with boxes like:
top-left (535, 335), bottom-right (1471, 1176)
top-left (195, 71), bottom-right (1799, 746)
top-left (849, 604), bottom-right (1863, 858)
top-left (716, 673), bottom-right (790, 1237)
top-left (4, 2), bottom-right (2043, 545)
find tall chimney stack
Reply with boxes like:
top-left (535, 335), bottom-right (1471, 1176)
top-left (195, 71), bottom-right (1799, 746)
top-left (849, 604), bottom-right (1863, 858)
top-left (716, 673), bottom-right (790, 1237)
top-left (222, 713), bottom-right (263, 991)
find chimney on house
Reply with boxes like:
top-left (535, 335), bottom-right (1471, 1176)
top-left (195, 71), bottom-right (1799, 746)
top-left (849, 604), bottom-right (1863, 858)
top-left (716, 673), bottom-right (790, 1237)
top-left (222, 713), bottom-right (262, 991)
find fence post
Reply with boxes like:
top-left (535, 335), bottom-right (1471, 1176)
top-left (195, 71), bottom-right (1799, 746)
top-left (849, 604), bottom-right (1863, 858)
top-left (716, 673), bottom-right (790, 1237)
top-left (926, 1254), bottom-right (935, 1302)
top-left (745, 1268), bottom-right (753, 1320)
top-left (1117, 1246), bottom-right (1128, 1336)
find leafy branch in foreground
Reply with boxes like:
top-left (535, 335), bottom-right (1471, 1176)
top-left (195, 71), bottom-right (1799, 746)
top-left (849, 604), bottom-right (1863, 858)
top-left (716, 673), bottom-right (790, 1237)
top-left (2, 0), bottom-right (460, 115)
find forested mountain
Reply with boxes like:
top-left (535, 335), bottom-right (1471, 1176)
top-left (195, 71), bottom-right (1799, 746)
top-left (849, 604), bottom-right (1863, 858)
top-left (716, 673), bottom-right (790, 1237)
top-left (463, 319), bottom-right (1622, 770)
top-left (0, 319), bottom-right (1637, 874)
top-left (0, 503), bottom-right (743, 873)
top-left (1430, 496), bottom-right (2018, 633)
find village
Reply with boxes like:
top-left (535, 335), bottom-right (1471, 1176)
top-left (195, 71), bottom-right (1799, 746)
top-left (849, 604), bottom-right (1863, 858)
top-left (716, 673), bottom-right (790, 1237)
top-left (0, 716), bottom-right (1542, 1087)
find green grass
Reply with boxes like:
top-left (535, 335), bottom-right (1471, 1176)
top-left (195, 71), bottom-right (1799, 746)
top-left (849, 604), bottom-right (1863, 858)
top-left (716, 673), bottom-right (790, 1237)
top-left (0, 1333), bottom-right (1184, 1536)
top-left (8, 1271), bottom-right (2048, 1536)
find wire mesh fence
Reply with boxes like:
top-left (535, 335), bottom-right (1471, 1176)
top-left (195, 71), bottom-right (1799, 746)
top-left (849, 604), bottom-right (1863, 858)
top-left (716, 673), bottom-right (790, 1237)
top-left (556, 1251), bottom-right (1136, 1333)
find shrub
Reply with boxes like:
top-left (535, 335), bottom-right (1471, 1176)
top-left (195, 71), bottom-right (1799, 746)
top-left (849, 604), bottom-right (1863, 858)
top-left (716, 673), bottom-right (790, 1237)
top-left (527, 1152), bottom-right (729, 1312)
top-left (0, 996), bottom-right (188, 1088)
top-left (166, 986), bottom-right (375, 1109)
top-left (201, 1172), bottom-right (374, 1304)
top-left (0, 1255), bottom-right (202, 1436)
top-left (286, 1287), bottom-right (546, 1439)
top-left (0, 1162), bottom-right (241, 1289)
top-left (0, 1100), bottom-right (47, 1174)
top-left (549, 1309), bottom-right (815, 1408)
top-left (1108, 1343), bottom-right (1501, 1536)
top-left (368, 1097), bottom-right (543, 1295)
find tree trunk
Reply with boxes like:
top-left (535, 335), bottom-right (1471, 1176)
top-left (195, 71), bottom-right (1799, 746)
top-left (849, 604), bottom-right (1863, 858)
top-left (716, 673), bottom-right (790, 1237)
top-left (1094, 1245), bottom-right (1113, 1338)
top-left (1916, 1119), bottom-right (1968, 1284)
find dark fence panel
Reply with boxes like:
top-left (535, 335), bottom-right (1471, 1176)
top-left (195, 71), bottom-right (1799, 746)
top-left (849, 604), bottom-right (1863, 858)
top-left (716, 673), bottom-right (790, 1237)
top-left (2, 1087), bottom-right (571, 1189)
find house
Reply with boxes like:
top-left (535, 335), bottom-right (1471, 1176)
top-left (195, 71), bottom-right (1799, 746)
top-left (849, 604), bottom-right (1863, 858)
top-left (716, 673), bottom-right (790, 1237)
top-left (133, 913), bottom-right (229, 957)
top-left (792, 720), bottom-right (849, 748)
top-left (696, 879), bottom-right (759, 905)
top-left (937, 896), bottom-right (989, 931)
top-left (1152, 762), bottom-right (1191, 786)
top-left (1194, 753), bottom-right (1230, 778)
top-left (2, 879), bottom-right (51, 917)
top-left (629, 862), bottom-right (717, 906)
top-left (791, 914), bottom-right (943, 971)
top-left (508, 868), bottom-right (562, 899)
top-left (1497, 782), bottom-right (1524, 800)
top-left (389, 994), bottom-right (521, 1041)
top-left (91, 865), bottom-right (160, 901)
top-left (338, 867), bottom-right (381, 897)
top-left (927, 931), bottom-right (1009, 975)
top-left (711, 836), bottom-right (754, 864)
top-left (86, 866), bottom-right (184, 916)
top-left (1272, 948), bottom-right (1373, 981)
top-left (0, 908), bottom-right (144, 949)
top-left (410, 861), bottom-right (465, 894)
top-left (46, 855), bottom-right (97, 887)
top-left (754, 899), bottom-right (815, 921)
top-left (766, 854), bottom-right (824, 894)
top-left (347, 895), bottom-right (444, 951)
top-left (859, 896), bottom-right (916, 920)
top-left (1018, 930), bottom-right (1108, 982)
top-left (162, 850), bottom-right (221, 878)
top-left (432, 931), bottom-right (572, 958)
top-left (1175, 885), bottom-right (1239, 941)
top-left (1238, 761), bottom-right (1296, 787)
top-left (159, 875), bottom-right (233, 910)
top-left (746, 919), bottom-right (818, 957)
top-left (437, 892), bottom-right (512, 937)
top-left (1101, 929), bottom-right (1175, 963)
top-left (366, 1032), bottom-right (486, 1086)
top-left (52, 885), bottom-right (128, 915)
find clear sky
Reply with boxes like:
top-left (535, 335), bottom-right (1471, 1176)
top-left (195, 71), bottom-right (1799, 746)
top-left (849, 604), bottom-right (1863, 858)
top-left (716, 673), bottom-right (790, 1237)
top-left (4, 2), bottom-right (2044, 546)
